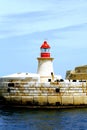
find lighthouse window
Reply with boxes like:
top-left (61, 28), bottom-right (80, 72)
top-left (41, 49), bottom-right (44, 52)
top-left (48, 49), bottom-right (50, 52)
top-left (44, 49), bottom-right (50, 52)
top-left (44, 49), bottom-right (46, 52)
top-left (41, 48), bottom-right (50, 52)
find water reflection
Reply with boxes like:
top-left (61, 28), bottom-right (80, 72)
top-left (0, 108), bottom-right (87, 130)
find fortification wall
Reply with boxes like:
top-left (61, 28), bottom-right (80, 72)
top-left (0, 78), bottom-right (87, 107)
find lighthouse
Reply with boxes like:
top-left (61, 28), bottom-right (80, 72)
top-left (37, 41), bottom-right (54, 82)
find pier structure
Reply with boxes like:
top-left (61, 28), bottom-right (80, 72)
top-left (0, 41), bottom-right (87, 108)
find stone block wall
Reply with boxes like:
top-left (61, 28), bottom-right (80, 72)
top-left (0, 78), bottom-right (87, 106)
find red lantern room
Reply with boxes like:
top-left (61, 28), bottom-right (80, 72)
top-left (40, 41), bottom-right (51, 58)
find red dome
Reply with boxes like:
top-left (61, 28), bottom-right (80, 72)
top-left (40, 41), bottom-right (50, 49)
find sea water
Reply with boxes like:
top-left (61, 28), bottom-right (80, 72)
top-left (0, 107), bottom-right (87, 130)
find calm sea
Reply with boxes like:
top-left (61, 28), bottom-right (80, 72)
top-left (0, 107), bottom-right (87, 130)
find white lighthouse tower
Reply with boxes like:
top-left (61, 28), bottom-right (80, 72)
top-left (37, 41), bottom-right (54, 82)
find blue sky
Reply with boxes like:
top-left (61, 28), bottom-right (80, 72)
top-left (0, 0), bottom-right (87, 78)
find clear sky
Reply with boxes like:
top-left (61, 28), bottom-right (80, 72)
top-left (0, 0), bottom-right (87, 78)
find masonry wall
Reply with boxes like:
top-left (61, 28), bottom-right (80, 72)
top-left (0, 78), bottom-right (87, 107)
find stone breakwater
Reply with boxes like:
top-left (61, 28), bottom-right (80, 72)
top-left (0, 78), bottom-right (87, 107)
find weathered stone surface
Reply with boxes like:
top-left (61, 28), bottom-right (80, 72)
top-left (22, 96), bottom-right (33, 105)
top-left (34, 96), bottom-right (47, 105)
top-left (4, 96), bottom-right (10, 102)
top-left (62, 96), bottom-right (73, 105)
top-left (47, 96), bottom-right (57, 105)
top-left (73, 96), bottom-right (84, 105)
top-left (66, 65), bottom-right (87, 80)
top-left (10, 96), bottom-right (22, 104)
top-left (83, 96), bottom-right (87, 104)
top-left (1, 77), bottom-right (87, 106)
